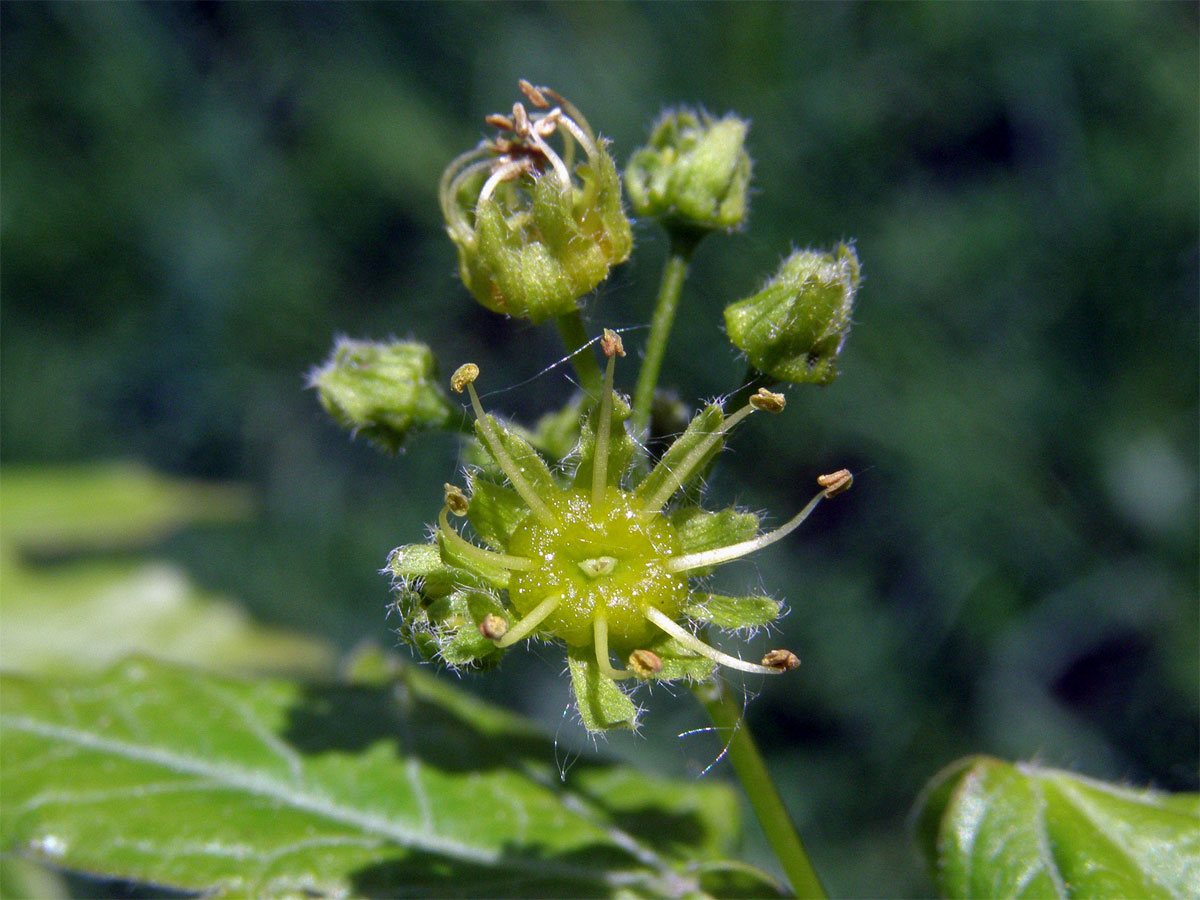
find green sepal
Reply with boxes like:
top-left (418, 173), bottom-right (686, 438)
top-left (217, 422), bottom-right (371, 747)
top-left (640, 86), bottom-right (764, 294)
top-left (625, 109), bottom-right (751, 233)
top-left (465, 475), bottom-right (529, 550)
top-left (671, 506), bottom-right (761, 572)
top-left (573, 389), bottom-right (637, 491)
top-left (386, 544), bottom-right (507, 670)
top-left (310, 339), bottom-right (452, 454)
top-left (684, 593), bottom-right (782, 632)
top-left (474, 414), bottom-right (562, 496)
top-left (643, 632), bottom-right (717, 682)
top-left (724, 244), bottom-right (859, 386)
top-left (635, 404), bottom-right (725, 507)
top-left (567, 648), bottom-right (638, 733)
top-left (436, 527), bottom-right (510, 590)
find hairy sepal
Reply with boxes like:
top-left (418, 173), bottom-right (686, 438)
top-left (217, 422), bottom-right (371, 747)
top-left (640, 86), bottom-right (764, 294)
top-left (567, 649), bottom-right (638, 733)
top-left (573, 389), bottom-right (637, 491)
top-left (685, 593), bottom-right (782, 632)
top-left (466, 475), bottom-right (528, 549)
top-left (671, 506), bottom-right (760, 574)
top-left (635, 404), bottom-right (725, 506)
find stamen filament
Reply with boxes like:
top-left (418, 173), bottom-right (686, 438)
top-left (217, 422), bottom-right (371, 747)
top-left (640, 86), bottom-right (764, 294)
top-left (641, 403), bottom-right (758, 514)
top-left (478, 158), bottom-right (533, 205)
top-left (495, 593), bottom-right (563, 648)
top-left (644, 607), bottom-right (784, 676)
top-left (439, 149), bottom-right (492, 240)
top-left (594, 613), bottom-right (632, 680)
top-left (554, 111), bottom-right (599, 160)
top-left (438, 508), bottom-right (534, 572)
top-left (666, 488), bottom-right (826, 574)
top-left (591, 351), bottom-right (618, 510)
top-left (466, 384), bottom-right (557, 526)
top-left (525, 129), bottom-right (572, 190)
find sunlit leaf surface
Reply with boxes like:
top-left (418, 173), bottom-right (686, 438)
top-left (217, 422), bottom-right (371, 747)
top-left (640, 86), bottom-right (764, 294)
top-left (913, 755), bottom-right (1200, 899)
top-left (1, 657), bottom-right (783, 899)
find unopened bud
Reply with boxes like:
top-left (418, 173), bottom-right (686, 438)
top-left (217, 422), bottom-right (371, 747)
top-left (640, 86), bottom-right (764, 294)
top-left (451, 363), bottom-right (479, 394)
top-left (628, 649), bottom-right (663, 678)
top-left (479, 613), bottom-right (509, 641)
top-left (724, 244), bottom-right (859, 386)
top-left (817, 469), bottom-right (853, 498)
top-left (626, 109), bottom-right (751, 233)
top-left (444, 484), bottom-right (470, 516)
top-left (310, 338), bottom-right (452, 454)
top-left (749, 388), bottom-right (786, 413)
top-left (761, 649), bottom-right (800, 671)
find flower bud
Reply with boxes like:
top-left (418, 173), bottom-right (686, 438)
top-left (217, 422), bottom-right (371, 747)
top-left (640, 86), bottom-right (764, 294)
top-left (723, 243), bottom-right (860, 385)
top-left (310, 339), bottom-right (452, 453)
top-left (440, 82), bottom-right (632, 323)
top-left (625, 109), bottom-right (751, 233)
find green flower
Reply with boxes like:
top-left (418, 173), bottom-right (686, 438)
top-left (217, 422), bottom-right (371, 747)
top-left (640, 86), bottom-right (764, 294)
top-left (625, 109), bottom-right (752, 234)
top-left (439, 81), bottom-right (632, 323)
top-left (387, 331), bottom-right (851, 732)
top-left (310, 338), bottom-right (452, 453)
top-left (724, 244), bottom-right (860, 385)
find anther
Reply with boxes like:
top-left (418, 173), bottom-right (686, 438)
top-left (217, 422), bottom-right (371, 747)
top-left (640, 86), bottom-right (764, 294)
top-left (479, 614), bottom-right (509, 641)
top-left (451, 363), bottom-right (479, 393)
top-left (511, 102), bottom-right (531, 136)
top-left (485, 113), bottom-right (514, 131)
top-left (628, 649), bottom-right (663, 678)
top-left (761, 649), bottom-right (800, 671)
top-left (601, 328), bottom-right (625, 358)
top-left (443, 484), bottom-right (470, 516)
top-left (817, 469), bottom-right (853, 498)
top-left (519, 79), bottom-right (550, 108)
top-left (749, 388), bottom-right (786, 413)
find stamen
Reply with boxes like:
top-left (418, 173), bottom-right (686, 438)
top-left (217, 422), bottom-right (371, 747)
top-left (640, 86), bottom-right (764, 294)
top-left (479, 614), bottom-right (508, 641)
top-left (666, 488), bottom-right (826, 574)
top-left (524, 126), bottom-right (572, 190)
top-left (439, 148), bottom-right (492, 239)
top-left (628, 649), bottom-right (663, 678)
top-left (495, 593), bottom-right (563, 648)
top-left (438, 508), bottom-right (533, 572)
top-left (640, 402), bottom-right (758, 514)
top-left (644, 607), bottom-right (785, 676)
top-left (478, 157), bottom-right (534, 205)
top-left (594, 613), bottom-right (632, 680)
top-left (552, 109), bottom-right (599, 160)
top-left (451, 365), bottom-right (556, 526)
top-left (591, 329), bottom-right (624, 509)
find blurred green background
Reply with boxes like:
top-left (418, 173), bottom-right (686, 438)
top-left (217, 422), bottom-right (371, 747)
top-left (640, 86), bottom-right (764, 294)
top-left (2, 2), bottom-right (1196, 897)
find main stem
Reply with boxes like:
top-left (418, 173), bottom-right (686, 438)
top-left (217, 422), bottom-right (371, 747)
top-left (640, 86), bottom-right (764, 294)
top-left (692, 679), bottom-right (827, 899)
top-left (631, 234), bottom-right (696, 437)
top-left (555, 310), bottom-right (604, 398)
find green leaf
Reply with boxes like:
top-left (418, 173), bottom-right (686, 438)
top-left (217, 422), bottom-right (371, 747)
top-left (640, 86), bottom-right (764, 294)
top-left (0, 464), bottom-right (330, 677)
top-left (913, 755), bottom-right (1200, 899)
top-left (566, 650), bottom-right (639, 733)
top-left (635, 404), bottom-right (725, 508)
top-left (1, 658), bottom-right (776, 898)
top-left (0, 461), bottom-right (253, 551)
top-left (684, 594), bottom-right (782, 631)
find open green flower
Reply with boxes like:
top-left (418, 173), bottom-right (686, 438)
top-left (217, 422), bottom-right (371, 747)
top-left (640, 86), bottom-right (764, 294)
top-left (439, 81), bottom-right (632, 323)
top-left (388, 331), bottom-right (850, 732)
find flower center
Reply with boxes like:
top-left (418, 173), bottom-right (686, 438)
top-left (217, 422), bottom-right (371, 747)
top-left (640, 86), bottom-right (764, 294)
top-left (506, 487), bottom-right (688, 648)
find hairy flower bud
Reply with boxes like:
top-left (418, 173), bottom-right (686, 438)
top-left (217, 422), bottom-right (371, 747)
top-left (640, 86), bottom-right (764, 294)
top-left (440, 82), bottom-right (632, 323)
top-left (625, 109), bottom-right (751, 233)
top-left (310, 339), bottom-right (452, 453)
top-left (723, 244), bottom-right (860, 385)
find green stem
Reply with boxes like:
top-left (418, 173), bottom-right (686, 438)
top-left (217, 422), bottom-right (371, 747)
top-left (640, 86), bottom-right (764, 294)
top-left (555, 311), bottom-right (604, 397)
top-left (632, 235), bottom-right (696, 437)
top-left (691, 679), bottom-right (827, 899)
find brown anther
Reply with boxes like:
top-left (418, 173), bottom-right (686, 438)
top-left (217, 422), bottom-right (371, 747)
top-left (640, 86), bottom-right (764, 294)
top-left (443, 484), bottom-right (470, 516)
top-left (817, 469), bottom-right (853, 498)
top-left (511, 102), bottom-right (531, 136)
top-left (749, 388), bottom-right (787, 413)
top-left (479, 614), bottom-right (509, 641)
top-left (519, 79), bottom-right (551, 109)
top-left (532, 108), bottom-right (561, 138)
top-left (450, 363), bottom-right (479, 393)
top-left (485, 113), bottom-right (515, 131)
top-left (628, 649), bottom-right (663, 678)
top-left (761, 649), bottom-right (800, 671)
top-left (601, 328), bottom-right (626, 358)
